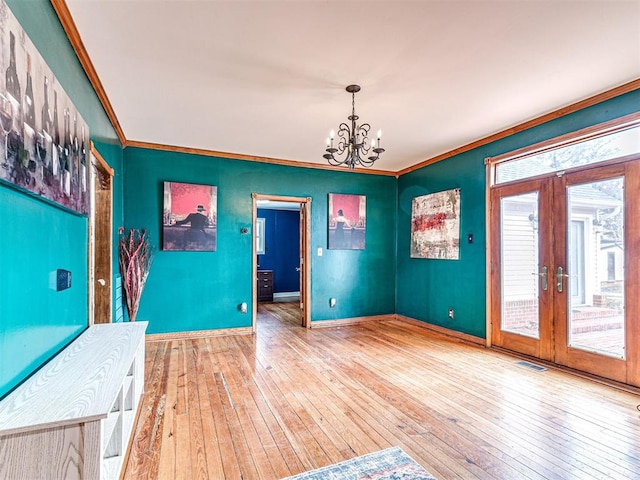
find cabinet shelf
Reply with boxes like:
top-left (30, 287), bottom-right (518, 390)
top-left (0, 322), bottom-right (147, 480)
top-left (102, 407), bottom-right (120, 452)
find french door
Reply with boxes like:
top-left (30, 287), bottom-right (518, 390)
top-left (490, 158), bottom-right (640, 386)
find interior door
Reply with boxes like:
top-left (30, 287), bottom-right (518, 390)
top-left (491, 157), bottom-right (640, 386)
top-left (88, 145), bottom-right (114, 324)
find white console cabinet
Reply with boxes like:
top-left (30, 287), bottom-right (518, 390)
top-left (0, 322), bottom-right (147, 480)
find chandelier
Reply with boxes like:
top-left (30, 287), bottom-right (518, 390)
top-left (323, 85), bottom-right (384, 169)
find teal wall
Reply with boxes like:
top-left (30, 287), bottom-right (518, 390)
top-left (396, 90), bottom-right (640, 339)
top-left (122, 147), bottom-right (397, 334)
top-left (0, 186), bottom-right (87, 395)
top-left (0, 0), bottom-right (123, 398)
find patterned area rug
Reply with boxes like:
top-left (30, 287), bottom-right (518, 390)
top-left (281, 446), bottom-right (436, 480)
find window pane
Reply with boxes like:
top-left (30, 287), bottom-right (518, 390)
top-left (500, 192), bottom-right (539, 338)
top-left (567, 177), bottom-right (625, 358)
top-left (256, 218), bottom-right (265, 255)
top-left (496, 125), bottom-right (640, 184)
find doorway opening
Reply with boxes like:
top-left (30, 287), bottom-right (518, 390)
top-left (251, 194), bottom-right (311, 331)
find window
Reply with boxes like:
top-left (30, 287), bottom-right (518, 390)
top-left (256, 218), bottom-right (265, 255)
top-left (490, 113), bottom-right (640, 185)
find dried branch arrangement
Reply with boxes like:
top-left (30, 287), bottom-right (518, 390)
top-left (118, 227), bottom-right (153, 322)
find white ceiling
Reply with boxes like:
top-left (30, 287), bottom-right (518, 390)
top-left (66, 0), bottom-right (640, 172)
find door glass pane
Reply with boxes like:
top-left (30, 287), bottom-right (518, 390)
top-left (500, 192), bottom-right (539, 338)
top-left (567, 177), bottom-right (625, 358)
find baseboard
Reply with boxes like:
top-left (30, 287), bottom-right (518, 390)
top-left (145, 326), bottom-right (253, 342)
top-left (310, 314), bottom-right (395, 328)
top-left (273, 291), bottom-right (300, 299)
top-left (394, 314), bottom-right (486, 346)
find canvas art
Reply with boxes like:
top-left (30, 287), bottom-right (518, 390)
top-left (411, 188), bottom-right (460, 259)
top-left (0, 0), bottom-right (90, 214)
top-left (163, 181), bottom-right (217, 251)
top-left (328, 193), bottom-right (366, 250)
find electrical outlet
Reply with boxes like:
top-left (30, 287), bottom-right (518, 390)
top-left (448, 308), bottom-right (454, 319)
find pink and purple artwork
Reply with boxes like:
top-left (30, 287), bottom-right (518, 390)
top-left (163, 181), bottom-right (217, 251)
top-left (328, 193), bottom-right (366, 250)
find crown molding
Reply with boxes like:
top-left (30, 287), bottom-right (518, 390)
top-left (125, 140), bottom-right (397, 176)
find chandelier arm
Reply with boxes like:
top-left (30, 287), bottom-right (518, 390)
top-left (336, 122), bottom-right (351, 155)
top-left (326, 152), bottom-right (353, 168)
top-left (352, 147), bottom-right (372, 167)
top-left (357, 123), bottom-right (371, 154)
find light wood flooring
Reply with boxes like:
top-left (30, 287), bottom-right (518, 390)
top-left (123, 303), bottom-right (640, 479)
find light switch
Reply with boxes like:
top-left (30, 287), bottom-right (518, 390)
top-left (317, 247), bottom-right (323, 256)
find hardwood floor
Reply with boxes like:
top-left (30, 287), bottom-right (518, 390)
top-left (123, 303), bottom-right (640, 479)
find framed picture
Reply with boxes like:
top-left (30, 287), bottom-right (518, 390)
top-left (410, 188), bottom-right (460, 259)
top-left (0, 0), bottom-right (90, 214)
top-left (162, 181), bottom-right (217, 251)
top-left (328, 193), bottom-right (366, 250)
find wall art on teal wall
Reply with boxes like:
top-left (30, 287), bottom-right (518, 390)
top-left (162, 181), bottom-right (217, 251)
top-left (328, 193), bottom-right (366, 250)
top-left (410, 188), bottom-right (460, 259)
top-left (0, 0), bottom-right (90, 214)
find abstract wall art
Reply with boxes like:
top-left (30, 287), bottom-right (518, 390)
top-left (410, 188), bottom-right (460, 259)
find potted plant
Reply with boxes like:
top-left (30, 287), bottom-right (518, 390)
top-left (118, 227), bottom-right (153, 322)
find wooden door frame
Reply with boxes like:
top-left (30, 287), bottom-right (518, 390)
top-left (251, 193), bottom-right (311, 331)
top-left (88, 142), bottom-right (114, 325)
